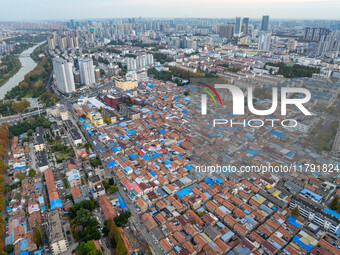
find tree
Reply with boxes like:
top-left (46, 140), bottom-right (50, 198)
top-left (104, 116), bottom-right (111, 124)
top-left (328, 195), bottom-right (339, 212)
top-left (114, 211), bottom-right (132, 227)
top-left (76, 241), bottom-right (102, 255)
top-left (28, 168), bottom-right (36, 177)
top-left (108, 185), bottom-right (118, 193)
top-left (292, 206), bottom-right (300, 217)
top-left (33, 227), bottom-right (43, 247)
top-left (75, 208), bottom-right (93, 227)
top-left (184, 90), bottom-right (190, 96)
top-left (4, 244), bottom-right (14, 254)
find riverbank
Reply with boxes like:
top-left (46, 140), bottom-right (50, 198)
top-left (0, 42), bottom-right (44, 99)
top-left (0, 55), bottom-right (21, 88)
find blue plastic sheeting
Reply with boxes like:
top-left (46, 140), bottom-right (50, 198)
top-left (246, 149), bottom-right (259, 155)
top-left (130, 154), bottom-right (137, 160)
top-left (19, 238), bottom-right (29, 250)
top-left (124, 166), bottom-right (132, 173)
top-left (270, 130), bottom-right (286, 138)
top-left (292, 235), bottom-right (313, 251)
top-left (143, 151), bottom-right (164, 160)
top-left (204, 178), bottom-right (214, 185)
top-left (18, 252), bottom-right (29, 255)
top-left (286, 151), bottom-right (295, 157)
top-left (83, 123), bottom-right (90, 129)
top-left (182, 110), bottom-right (188, 113)
top-left (176, 187), bottom-right (192, 197)
top-left (300, 188), bottom-right (322, 202)
top-left (117, 196), bottom-right (128, 211)
top-left (213, 178), bottom-right (223, 183)
top-left (107, 161), bottom-right (117, 168)
top-left (185, 164), bottom-right (194, 171)
top-left (119, 122), bottom-right (127, 126)
top-left (244, 134), bottom-right (255, 139)
top-left (324, 207), bottom-right (340, 219)
top-left (88, 130), bottom-right (93, 135)
top-left (286, 216), bottom-right (302, 228)
top-left (160, 129), bottom-right (166, 134)
top-left (112, 147), bottom-right (120, 153)
top-left (221, 231), bottom-right (235, 242)
top-left (50, 199), bottom-right (62, 210)
top-left (149, 171), bottom-right (157, 177)
top-left (79, 118), bottom-right (85, 122)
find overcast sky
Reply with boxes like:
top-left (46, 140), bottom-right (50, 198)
top-left (1, 0), bottom-right (339, 21)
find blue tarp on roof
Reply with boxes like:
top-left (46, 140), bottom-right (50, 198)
top-left (149, 171), bottom-right (157, 177)
top-left (286, 216), bottom-right (302, 228)
top-left (246, 149), bottom-right (259, 155)
top-left (160, 129), bottom-right (166, 134)
top-left (182, 110), bottom-right (188, 113)
top-left (18, 252), bottom-right (29, 255)
top-left (324, 207), bottom-right (340, 219)
top-left (130, 154), bottom-right (137, 160)
top-left (286, 151), bottom-right (295, 157)
top-left (112, 147), bottom-right (120, 153)
top-left (176, 187), bottom-right (192, 197)
top-left (50, 199), bottom-right (62, 210)
top-left (88, 130), bottom-right (93, 135)
top-left (270, 130), bottom-right (286, 138)
top-left (117, 196), bottom-right (128, 211)
top-left (292, 235), bottom-right (313, 251)
top-left (185, 164), bottom-right (194, 171)
top-left (204, 178), bottom-right (214, 185)
top-left (19, 238), bottom-right (28, 250)
top-left (213, 178), bottom-right (223, 183)
top-left (107, 161), bottom-right (117, 168)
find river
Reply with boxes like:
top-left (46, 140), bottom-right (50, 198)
top-left (0, 42), bottom-right (45, 99)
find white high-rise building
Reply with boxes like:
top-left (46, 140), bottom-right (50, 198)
top-left (145, 54), bottom-right (154, 67)
top-left (79, 58), bottom-right (95, 85)
top-left (258, 33), bottom-right (271, 51)
top-left (137, 55), bottom-right (146, 69)
top-left (126, 58), bottom-right (137, 71)
top-left (53, 58), bottom-right (75, 93)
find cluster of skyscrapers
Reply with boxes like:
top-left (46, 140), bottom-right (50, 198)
top-left (47, 30), bottom-right (79, 50)
top-left (52, 57), bottom-right (95, 93)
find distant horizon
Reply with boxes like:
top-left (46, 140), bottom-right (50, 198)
top-left (1, 0), bottom-right (339, 21)
top-left (1, 17), bottom-right (340, 22)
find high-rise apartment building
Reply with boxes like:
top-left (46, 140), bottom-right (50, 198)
top-left (242, 17), bottom-right (249, 35)
top-left (234, 17), bottom-right (241, 35)
top-left (219, 25), bottom-right (234, 40)
top-left (126, 58), bottom-right (137, 71)
top-left (304, 27), bottom-right (330, 42)
top-left (261, 15), bottom-right (270, 31)
top-left (53, 58), bottom-right (75, 93)
top-left (79, 58), bottom-right (95, 85)
top-left (258, 33), bottom-right (271, 51)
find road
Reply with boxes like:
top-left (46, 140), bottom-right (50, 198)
top-left (0, 109), bottom-right (46, 124)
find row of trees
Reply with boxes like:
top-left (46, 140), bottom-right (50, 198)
top-left (0, 124), bottom-right (9, 253)
top-left (265, 62), bottom-right (320, 78)
top-left (315, 120), bottom-right (339, 153)
top-left (0, 54), bottom-right (21, 87)
top-left (9, 115), bottom-right (51, 137)
top-left (0, 99), bottom-right (31, 117)
top-left (328, 195), bottom-right (340, 212)
top-left (104, 219), bottom-right (128, 255)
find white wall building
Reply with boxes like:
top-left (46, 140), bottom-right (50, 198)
top-left (53, 58), bottom-right (75, 93)
top-left (79, 58), bottom-right (95, 85)
top-left (258, 33), bottom-right (271, 51)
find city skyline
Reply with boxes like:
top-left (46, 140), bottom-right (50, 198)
top-left (1, 0), bottom-right (340, 21)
